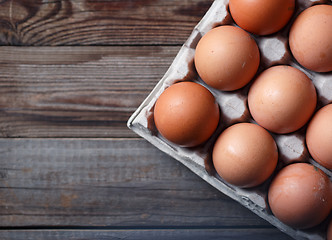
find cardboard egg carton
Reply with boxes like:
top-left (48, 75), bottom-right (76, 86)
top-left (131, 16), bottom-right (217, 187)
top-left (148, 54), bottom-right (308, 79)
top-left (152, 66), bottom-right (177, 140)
top-left (127, 0), bottom-right (332, 239)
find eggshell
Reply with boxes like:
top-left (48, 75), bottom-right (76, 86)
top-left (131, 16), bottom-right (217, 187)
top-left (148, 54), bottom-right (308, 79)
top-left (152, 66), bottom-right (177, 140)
top-left (212, 123), bottom-right (278, 188)
top-left (194, 25), bottom-right (260, 91)
top-left (248, 65), bottom-right (317, 134)
top-left (268, 163), bottom-right (332, 229)
top-left (154, 81), bottom-right (220, 147)
top-left (229, 0), bottom-right (295, 35)
top-left (328, 219), bottom-right (332, 240)
top-left (289, 4), bottom-right (332, 72)
top-left (306, 104), bottom-right (332, 170)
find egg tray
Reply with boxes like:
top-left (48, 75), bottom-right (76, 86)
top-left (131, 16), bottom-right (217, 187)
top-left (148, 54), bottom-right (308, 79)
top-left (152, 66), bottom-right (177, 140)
top-left (127, 0), bottom-right (332, 239)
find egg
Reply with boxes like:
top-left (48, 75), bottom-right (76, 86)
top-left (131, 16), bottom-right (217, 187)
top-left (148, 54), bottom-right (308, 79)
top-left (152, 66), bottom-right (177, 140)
top-left (289, 4), bottom-right (332, 72)
top-left (212, 123), bottom-right (278, 188)
top-left (229, 0), bottom-right (295, 35)
top-left (154, 81), bottom-right (220, 147)
top-left (268, 163), bottom-right (331, 229)
top-left (194, 25), bottom-right (260, 91)
top-left (248, 65), bottom-right (317, 134)
top-left (306, 104), bottom-right (332, 170)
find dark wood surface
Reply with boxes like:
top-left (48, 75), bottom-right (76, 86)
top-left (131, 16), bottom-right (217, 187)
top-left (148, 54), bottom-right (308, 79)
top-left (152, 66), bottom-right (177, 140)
top-left (0, 46), bottom-right (175, 138)
top-left (0, 0), bottom-right (293, 239)
top-left (0, 0), bottom-right (212, 46)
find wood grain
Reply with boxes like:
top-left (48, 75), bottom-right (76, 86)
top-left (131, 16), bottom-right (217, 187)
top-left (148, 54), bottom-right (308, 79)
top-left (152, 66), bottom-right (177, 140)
top-left (0, 0), bottom-right (213, 46)
top-left (0, 46), bottom-right (178, 138)
top-left (0, 138), bottom-right (274, 228)
top-left (0, 229), bottom-right (292, 240)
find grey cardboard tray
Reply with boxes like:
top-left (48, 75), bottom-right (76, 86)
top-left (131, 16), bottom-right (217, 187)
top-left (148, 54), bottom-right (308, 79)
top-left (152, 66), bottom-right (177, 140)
top-left (127, 0), bottom-right (332, 239)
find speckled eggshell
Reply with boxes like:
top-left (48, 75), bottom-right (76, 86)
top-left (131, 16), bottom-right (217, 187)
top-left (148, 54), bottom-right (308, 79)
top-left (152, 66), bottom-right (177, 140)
top-left (289, 4), bottom-right (332, 72)
top-left (229, 0), bottom-right (295, 35)
top-left (212, 122), bottom-right (278, 188)
top-left (154, 81), bottom-right (220, 148)
top-left (268, 163), bottom-right (332, 229)
top-left (248, 65), bottom-right (317, 134)
top-left (194, 25), bottom-right (260, 91)
top-left (306, 104), bottom-right (332, 170)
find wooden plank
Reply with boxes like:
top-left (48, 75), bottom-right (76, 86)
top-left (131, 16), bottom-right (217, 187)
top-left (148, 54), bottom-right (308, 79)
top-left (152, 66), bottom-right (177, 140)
top-left (0, 229), bottom-right (293, 240)
top-left (0, 0), bottom-right (213, 46)
top-left (0, 46), bottom-right (178, 138)
top-left (0, 138), bottom-right (272, 228)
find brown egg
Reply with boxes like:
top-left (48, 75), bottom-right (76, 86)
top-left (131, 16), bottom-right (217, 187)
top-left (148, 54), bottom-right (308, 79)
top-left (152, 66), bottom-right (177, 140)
top-left (306, 104), bottom-right (332, 170)
top-left (212, 123), bottom-right (278, 188)
top-left (154, 82), bottom-right (220, 147)
top-left (229, 0), bottom-right (295, 35)
top-left (248, 65), bottom-right (317, 134)
top-left (268, 163), bottom-right (332, 229)
top-left (289, 4), bottom-right (332, 72)
top-left (194, 25), bottom-right (260, 91)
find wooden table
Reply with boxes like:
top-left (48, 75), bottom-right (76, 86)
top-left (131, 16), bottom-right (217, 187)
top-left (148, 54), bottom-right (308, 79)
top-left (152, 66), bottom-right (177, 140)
top-left (0, 1), bottom-right (292, 239)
